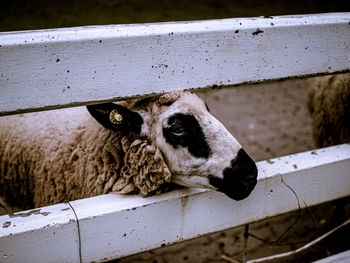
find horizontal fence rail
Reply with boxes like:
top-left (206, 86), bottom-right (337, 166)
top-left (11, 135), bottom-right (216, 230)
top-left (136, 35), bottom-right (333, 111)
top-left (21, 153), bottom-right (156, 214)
top-left (0, 12), bottom-right (350, 115)
top-left (1, 144), bottom-right (350, 262)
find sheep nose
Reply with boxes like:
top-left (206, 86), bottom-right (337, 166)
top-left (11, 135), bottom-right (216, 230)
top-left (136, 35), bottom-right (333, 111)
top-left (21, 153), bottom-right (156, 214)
top-left (209, 149), bottom-right (258, 200)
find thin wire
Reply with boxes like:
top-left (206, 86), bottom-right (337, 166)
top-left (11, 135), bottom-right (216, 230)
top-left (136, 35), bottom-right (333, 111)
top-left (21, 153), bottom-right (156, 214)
top-left (68, 202), bottom-right (83, 263)
top-left (247, 218), bottom-right (350, 263)
top-left (242, 224), bottom-right (249, 263)
top-left (220, 254), bottom-right (241, 263)
top-left (247, 175), bottom-right (302, 245)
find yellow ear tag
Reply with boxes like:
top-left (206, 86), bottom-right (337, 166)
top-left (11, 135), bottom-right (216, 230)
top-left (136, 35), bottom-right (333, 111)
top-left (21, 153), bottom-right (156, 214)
top-left (109, 109), bottom-right (123, 124)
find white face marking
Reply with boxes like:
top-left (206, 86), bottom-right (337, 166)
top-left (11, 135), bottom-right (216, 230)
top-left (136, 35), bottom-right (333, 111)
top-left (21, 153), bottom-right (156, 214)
top-left (141, 92), bottom-right (242, 189)
top-left (171, 174), bottom-right (217, 190)
top-left (138, 110), bottom-right (150, 136)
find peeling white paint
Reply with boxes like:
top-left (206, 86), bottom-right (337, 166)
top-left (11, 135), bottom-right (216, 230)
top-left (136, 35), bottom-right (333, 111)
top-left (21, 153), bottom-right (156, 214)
top-left (0, 203), bottom-right (79, 262)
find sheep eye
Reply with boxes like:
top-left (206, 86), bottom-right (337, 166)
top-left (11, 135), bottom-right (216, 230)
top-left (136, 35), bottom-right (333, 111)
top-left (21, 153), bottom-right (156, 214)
top-left (171, 127), bottom-right (184, 136)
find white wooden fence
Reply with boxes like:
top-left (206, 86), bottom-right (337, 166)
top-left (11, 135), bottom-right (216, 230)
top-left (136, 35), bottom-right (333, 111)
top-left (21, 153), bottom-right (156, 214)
top-left (0, 12), bottom-right (350, 262)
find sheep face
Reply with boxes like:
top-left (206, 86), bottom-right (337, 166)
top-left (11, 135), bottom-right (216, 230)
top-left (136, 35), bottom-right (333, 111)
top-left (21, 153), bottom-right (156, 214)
top-left (87, 91), bottom-right (257, 201)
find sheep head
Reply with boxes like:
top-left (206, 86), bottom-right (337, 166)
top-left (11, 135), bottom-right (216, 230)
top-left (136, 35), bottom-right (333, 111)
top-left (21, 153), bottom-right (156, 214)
top-left (87, 91), bottom-right (257, 201)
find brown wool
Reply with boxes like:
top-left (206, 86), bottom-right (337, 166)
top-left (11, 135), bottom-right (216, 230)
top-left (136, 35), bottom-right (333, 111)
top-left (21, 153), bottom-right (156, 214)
top-left (307, 73), bottom-right (350, 148)
top-left (0, 105), bottom-right (171, 209)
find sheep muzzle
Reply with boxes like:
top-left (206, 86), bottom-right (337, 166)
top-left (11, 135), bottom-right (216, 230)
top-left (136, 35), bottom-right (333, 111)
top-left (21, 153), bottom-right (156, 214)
top-left (209, 149), bottom-right (258, 200)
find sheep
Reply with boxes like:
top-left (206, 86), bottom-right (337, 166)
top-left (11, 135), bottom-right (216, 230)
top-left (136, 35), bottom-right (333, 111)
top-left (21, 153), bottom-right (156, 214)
top-left (0, 91), bottom-right (258, 209)
top-left (307, 73), bottom-right (350, 148)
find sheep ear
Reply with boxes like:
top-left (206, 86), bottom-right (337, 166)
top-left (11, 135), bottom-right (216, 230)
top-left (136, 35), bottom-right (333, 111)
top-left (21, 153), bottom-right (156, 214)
top-left (87, 103), bottom-right (143, 134)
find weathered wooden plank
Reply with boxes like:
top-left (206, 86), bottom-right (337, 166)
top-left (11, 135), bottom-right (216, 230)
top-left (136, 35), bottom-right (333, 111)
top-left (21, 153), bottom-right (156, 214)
top-left (1, 13), bottom-right (350, 115)
top-left (0, 203), bottom-right (79, 262)
top-left (1, 144), bottom-right (349, 262)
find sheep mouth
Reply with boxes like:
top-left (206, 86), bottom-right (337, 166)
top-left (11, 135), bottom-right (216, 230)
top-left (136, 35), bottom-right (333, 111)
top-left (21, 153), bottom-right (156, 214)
top-left (209, 173), bottom-right (257, 201)
top-left (209, 149), bottom-right (258, 201)
top-left (219, 177), bottom-right (257, 201)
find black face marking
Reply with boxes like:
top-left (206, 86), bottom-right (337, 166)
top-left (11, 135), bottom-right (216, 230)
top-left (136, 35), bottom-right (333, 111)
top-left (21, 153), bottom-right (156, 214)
top-left (87, 103), bottom-right (143, 134)
top-left (208, 149), bottom-right (257, 200)
top-left (205, 102), bottom-right (210, 112)
top-left (163, 113), bottom-right (212, 158)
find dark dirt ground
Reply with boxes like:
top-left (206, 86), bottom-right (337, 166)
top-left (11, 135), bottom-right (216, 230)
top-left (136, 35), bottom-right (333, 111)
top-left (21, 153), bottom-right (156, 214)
top-left (1, 1), bottom-right (349, 262)
top-left (0, 0), bottom-right (349, 32)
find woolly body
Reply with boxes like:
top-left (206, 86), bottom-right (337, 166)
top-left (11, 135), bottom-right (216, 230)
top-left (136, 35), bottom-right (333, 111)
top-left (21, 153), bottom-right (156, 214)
top-left (307, 73), bottom-right (350, 147)
top-left (0, 107), bottom-right (170, 209)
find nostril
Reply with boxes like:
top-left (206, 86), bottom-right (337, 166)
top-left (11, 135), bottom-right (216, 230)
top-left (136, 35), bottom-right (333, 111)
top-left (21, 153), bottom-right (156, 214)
top-left (228, 149), bottom-right (258, 178)
top-left (209, 148), bottom-right (258, 201)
